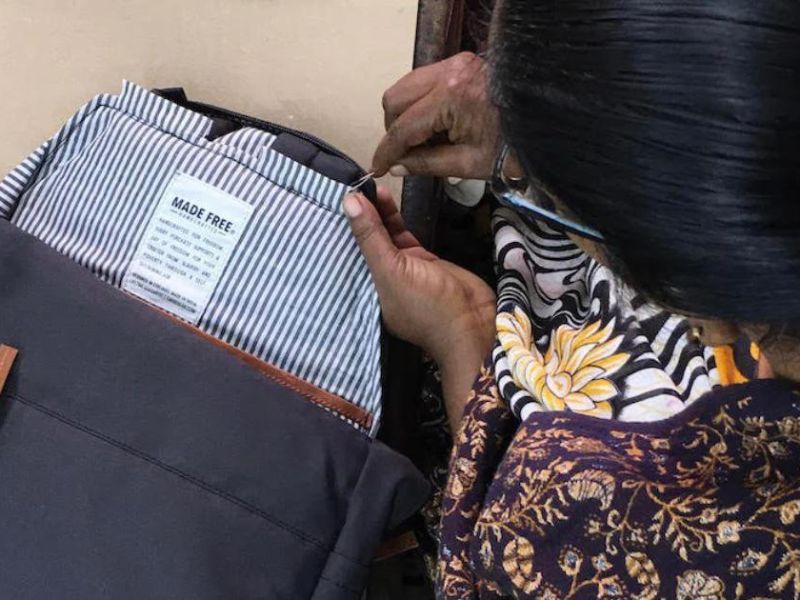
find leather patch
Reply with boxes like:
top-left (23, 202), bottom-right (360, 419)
top-left (375, 531), bottom-right (420, 562)
top-left (0, 345), bottom-right (19, 395)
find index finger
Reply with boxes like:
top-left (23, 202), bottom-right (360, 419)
top-left (382, 60), bottom-right (445, 130)
top-left (372, 90), bottom-right (446, 176)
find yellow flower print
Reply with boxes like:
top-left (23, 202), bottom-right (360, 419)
top-left (558, 547), bottom-right (583, 577)
top-left (650, 437), bottom-right (671, 451)
top-left (676, 570), bottom-right (725, 600)
top-left (535, 586), bottom-right (561, 600)
top-left (699, 507), bottom-right (718, 524)
top-left (497, 307), bottom-right (629, 418)
top-left (502, 538), bottom-right (542, 594)
top-left (716, 520), bottom-right (741, 544)
top-left (780, 500), bottom-right (800, 525)
top-left (447, 457), bottom-right (477, 500)
top-left (598, 576), bottom-right (626, 597)
top-left (732, 549), bottom-right (768, 574)
top-left (592, 553), bottom-right (612, 573)
top-left (560, 436), bottom-right (609, 454)
top-left (625, 553), bottom-right (660, 600)
top-left (777, 415), bottom-right (800, 437)
top-left (553, 460), bottom-right (576, 475)
top-left (567, 469), bottom-right (616, 510)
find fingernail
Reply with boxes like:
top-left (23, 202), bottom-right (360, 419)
top-left (343, 193), bottom-right (363, 219)
top-left (389, 164), bottom-right (409, 177)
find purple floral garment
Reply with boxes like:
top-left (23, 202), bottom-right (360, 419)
top-left (437, 361), bottom-right (800, 599)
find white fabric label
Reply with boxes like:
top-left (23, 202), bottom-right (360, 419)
top-left (122, 173), bottom-right (254, 324)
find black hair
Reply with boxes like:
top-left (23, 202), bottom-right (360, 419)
top-left (491, 0), bottom-right (800, 325)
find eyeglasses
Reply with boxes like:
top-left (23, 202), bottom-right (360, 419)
top-left (489, 144), bottom-right (606, 243)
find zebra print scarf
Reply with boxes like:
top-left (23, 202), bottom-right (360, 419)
top-left (491, 206), bottom-right (740, 422)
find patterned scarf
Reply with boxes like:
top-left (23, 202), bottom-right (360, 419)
top-left (434, 209), bottom-right (795, 600)
top-left (491, 206), bottom-right (755, 422)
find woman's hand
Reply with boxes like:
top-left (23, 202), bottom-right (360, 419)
top-left (344, 188), bottom-right (496, 429)
top-left (372, 52), bottom-right (504, 180)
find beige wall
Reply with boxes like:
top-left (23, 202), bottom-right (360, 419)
top-left (0, 0), bottom-right (417, 193)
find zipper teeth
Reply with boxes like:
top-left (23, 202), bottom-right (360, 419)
top-left (188, 101), bottom-right (364, 173)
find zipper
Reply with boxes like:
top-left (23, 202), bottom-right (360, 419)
top-left (182, 99), bottom-right (366, 177)
top-left (129, 291), bottom-right (375, 431)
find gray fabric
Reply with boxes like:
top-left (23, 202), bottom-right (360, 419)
top-left (0, 219), bottom-right (428, 599)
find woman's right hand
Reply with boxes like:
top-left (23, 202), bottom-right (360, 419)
top-left (343, 188), bottom-right (496, 363)
top-left (372, 52), bottom-right (503, 180)
top-left (344, 188), bottom-right (496, 429)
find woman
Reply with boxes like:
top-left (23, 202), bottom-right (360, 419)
top-left (346, 1), bottom-right (800, 597)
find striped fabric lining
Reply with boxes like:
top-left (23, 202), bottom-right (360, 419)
top-left (0, 81), bottom-right (383, 434)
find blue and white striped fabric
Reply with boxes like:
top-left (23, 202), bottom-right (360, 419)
top-left (0, 82), bottom-right (383, 434)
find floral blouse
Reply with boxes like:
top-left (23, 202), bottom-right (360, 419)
top-left (438, 367), bottom-right (800, 599)
top-left (433, 209), bottom-right (796, 598)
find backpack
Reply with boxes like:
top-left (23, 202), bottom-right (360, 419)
top-left (0, 83), bottom-right (428, 599)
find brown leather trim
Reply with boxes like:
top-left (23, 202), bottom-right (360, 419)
top-left (374, 531), bottom-right (419, 562)
top-left (126, 293), bottom-right (373, 430)
top-left (177, 319), bottom-right (374, 430)
top-left (0, 345), bottom-right (19, 395)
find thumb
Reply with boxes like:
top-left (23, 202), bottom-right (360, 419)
top-left (343, 193), bottom-right (400, 280)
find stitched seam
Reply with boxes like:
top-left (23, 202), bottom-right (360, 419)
top-left (15, 103), bottom-right (109, 206)
top-left (318, 573), bottom-right (363, 594)
top-left (253, 366), bottom-right (371, 430)
top-left (190, 112), bottom-right (352, 212)
top-left (20, 111), bottom-right (121, 201)
top-left (95, 101), bottom-right (343, 213)
top-left (19, 98), bottom-right (342, 215)
top-left (4, 391), bottom-right (371, 569)
top-left (148, 300), bottom-right (373, 432)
